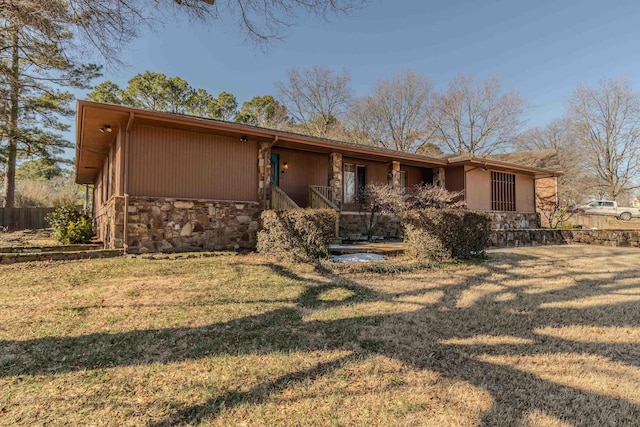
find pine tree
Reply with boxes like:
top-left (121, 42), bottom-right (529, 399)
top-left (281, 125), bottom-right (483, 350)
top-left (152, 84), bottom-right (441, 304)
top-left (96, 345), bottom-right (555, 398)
top-left (0, 1), bottom-right (101, 210)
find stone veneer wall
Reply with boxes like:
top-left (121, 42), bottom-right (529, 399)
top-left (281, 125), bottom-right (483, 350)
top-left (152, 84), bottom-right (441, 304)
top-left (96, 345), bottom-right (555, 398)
top-left (95, 196), bottom-right (125, 248)
top-left (489, 229), bottom-right (640, 248)
top-left (125, 197), bottom-right (261, 253)
top-left (485, 211), bottom-right (540, 230)
top-left (339, 213), bottom-right (402, 241)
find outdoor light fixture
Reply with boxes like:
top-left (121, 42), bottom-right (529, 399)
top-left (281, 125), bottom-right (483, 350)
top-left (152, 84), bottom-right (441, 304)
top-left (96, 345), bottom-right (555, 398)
top-left (282, 162), bottom-right (289, 170)
top-left (239, 135), bottom-right (249, 142)
top-left (99, 125), bottom-right (112, 133)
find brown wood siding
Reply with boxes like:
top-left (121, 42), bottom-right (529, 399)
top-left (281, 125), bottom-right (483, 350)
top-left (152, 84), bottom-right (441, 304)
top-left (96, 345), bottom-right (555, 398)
top-left (114, 130), bottom-right (123, 196)
top-left (445, 166), bottom-right (465, 192)
top-left (128, 125), bottom-right (258, 201)
top-left (272, 148), bottom-right (328, 207)
top-left (402, 165), bottom-right (431, 187)
top-left (343, 157), bottom-right (388, 185)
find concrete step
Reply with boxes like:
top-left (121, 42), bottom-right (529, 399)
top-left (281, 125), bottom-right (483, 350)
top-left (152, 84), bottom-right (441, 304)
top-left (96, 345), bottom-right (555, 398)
top-left (0, 249), bottom-right (123, 265)
top-left (328, 242), bottom-right (404, 256)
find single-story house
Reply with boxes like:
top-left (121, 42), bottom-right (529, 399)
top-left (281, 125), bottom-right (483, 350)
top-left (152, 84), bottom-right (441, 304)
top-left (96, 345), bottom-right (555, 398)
top-left (75, 100), bottom-right (560, 252)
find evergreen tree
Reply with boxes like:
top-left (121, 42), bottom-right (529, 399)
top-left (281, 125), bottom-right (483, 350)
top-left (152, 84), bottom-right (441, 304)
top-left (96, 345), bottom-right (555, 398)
top-left (0, 1), bottom-right (100, 208)
top-left (236, 95), bottom-right (289, 128)
top-left (88, 72), bottom-right (239, 120)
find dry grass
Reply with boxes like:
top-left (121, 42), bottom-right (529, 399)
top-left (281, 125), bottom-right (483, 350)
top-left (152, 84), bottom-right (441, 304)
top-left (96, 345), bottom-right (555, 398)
top-left (1, 246), bottom-right (639, 426)
top-left (0, 229), bottom-right (59, 247)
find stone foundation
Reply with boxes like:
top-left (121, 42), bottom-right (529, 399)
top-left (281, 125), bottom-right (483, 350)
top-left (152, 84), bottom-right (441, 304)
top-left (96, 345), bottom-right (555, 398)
top-left (95, 196), bottom-right (125, 248)
top-left (485, 211), bottom-right (540, 230)
top-left (101, 197), bottom-right (262, 253)
top-left (339, 212), bottom-right (402, 241)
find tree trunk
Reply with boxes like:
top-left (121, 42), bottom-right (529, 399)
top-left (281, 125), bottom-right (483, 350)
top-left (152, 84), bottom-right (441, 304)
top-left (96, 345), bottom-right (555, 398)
top-left (4, 29), bottom-right (19, 213)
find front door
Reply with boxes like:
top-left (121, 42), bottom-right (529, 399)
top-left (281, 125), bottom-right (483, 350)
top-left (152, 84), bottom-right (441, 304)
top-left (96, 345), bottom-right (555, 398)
top-left (270, 153), bottom-right (280, 186)
top-left (357, 165), bottom-right (366, 202)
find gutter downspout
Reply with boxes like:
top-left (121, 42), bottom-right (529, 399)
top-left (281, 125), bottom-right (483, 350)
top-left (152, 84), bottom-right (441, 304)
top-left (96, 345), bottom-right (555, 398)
top-left (123, 112), bottom-right (134, 253)
top-left (259, 136), bottom-right (279, 210)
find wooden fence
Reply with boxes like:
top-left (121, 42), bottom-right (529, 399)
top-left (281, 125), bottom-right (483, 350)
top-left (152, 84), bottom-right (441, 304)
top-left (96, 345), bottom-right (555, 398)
top-left (0, 207), bottom-right (55, 231)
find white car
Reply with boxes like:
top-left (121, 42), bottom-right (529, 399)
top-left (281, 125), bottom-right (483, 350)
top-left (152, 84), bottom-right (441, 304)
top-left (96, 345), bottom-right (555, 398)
top-left (573, 200), bottom-right (640, 221)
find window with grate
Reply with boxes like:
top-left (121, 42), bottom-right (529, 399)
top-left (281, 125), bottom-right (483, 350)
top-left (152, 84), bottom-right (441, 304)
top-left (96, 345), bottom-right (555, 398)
top-left (491, 171), bottom-right (516, 211)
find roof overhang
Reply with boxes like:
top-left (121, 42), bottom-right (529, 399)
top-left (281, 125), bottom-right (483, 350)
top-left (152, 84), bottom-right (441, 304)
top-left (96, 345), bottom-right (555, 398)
top-left (75, 100), bottom-right (449, 184)
top-left (75, 100), bottom-right (561, 184)
top-left (447, 156), bottom-right (562, 179)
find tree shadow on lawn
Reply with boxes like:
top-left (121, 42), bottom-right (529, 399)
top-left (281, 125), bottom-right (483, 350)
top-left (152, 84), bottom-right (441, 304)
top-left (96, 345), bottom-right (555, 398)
top-left (2, 247), bottom-right (640, 425)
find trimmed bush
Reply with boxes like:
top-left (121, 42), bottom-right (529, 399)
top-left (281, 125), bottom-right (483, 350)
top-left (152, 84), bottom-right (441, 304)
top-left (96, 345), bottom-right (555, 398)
top-left (401, 209), bottom-right (490, 260)
top-left (257, 209), bottom-right (338, 262)
top-left (46, 205), bottom-right (93, 244)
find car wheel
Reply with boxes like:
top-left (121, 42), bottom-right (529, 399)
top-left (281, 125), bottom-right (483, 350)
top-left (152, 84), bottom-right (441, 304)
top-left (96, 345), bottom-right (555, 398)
top-left (619, 212), bottom-right (632, 221)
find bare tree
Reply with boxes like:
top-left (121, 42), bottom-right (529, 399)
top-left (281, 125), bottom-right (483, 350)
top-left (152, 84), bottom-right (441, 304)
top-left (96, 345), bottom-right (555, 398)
top-left (346, 70), bottom-right (434, 152)
top-left (276, 65), bottom-right (353, 138)
top-left (63, 0), bottom-right (366, 64)
top-left (513, 117), bottom-right (595, 204)
top-left (427, 74), bottom-right (526, 155)
top-left (569, 78), bottom-right (640, 200)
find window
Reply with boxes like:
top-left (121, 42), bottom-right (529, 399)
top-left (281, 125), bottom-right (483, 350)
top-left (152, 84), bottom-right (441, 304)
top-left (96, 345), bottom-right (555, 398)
top-left (344, 164), bottom-right (356, 203)
top-left (491, 171), bottom-right (516, 211)
top-left (344, 164), bottom-right (366, 204)
top-left (400, 171), bottom-right (407, 191)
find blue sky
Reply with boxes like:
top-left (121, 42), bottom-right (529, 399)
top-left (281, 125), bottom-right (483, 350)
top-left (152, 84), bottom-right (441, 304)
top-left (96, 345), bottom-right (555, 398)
top-left (77, 0), bottom-right (640, 130)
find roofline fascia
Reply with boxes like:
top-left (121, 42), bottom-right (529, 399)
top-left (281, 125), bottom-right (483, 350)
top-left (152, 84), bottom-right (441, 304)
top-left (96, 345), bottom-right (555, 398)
top-left (447, 156), bottom-right (562, 177)
top-left (76, 100), bottom-right (448, 166)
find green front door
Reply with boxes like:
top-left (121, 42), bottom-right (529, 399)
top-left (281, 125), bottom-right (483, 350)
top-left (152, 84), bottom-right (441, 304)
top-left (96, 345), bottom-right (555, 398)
top-left (270, 153), bottom-right (280, 186)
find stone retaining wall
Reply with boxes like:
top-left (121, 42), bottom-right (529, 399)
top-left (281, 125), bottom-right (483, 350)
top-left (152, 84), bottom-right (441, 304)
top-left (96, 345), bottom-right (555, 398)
top-left (125, 197), bottom-right (261, 253)
top-left (339, 210), bottom-right (539, 242)
top-left (489, 229), bottom-right (640, 248)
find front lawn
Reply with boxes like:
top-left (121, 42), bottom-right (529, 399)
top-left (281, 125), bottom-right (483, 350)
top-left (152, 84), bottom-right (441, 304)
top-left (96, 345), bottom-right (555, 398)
top-left (1, 246), bottom-right (639, 426)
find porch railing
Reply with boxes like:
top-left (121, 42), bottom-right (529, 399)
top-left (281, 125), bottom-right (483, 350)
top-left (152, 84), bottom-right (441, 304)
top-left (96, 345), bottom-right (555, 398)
top-left (308, 186), bottom-right (339, 211)
top-left (309, 185), bottom-right (333, 203)
top-left (308, 185), bottom-right (340, 238)
top-left (271, 184), bottom-right (299, 211)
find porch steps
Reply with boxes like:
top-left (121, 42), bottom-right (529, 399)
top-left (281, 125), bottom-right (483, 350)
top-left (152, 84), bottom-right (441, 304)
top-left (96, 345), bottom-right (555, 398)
top-left (0, 245), bottom-right (123, 265)
top-left (328, 242), bottom-right (404, 256)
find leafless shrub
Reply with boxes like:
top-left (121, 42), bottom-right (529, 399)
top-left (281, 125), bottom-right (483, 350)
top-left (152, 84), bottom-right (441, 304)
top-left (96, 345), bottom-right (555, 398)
top-left (357, 184), bottom-right (404, 241)
top-left (405, 183), bottom-right (466, 210)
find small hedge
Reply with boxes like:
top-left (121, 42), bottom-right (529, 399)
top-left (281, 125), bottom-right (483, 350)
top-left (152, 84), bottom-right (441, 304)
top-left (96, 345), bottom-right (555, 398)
top-left (401, 209), bottom-right (490, 260)
top-left (257, 209), bottom-right (338, 262)
top-left (46, 204), bottom-right (93, 244)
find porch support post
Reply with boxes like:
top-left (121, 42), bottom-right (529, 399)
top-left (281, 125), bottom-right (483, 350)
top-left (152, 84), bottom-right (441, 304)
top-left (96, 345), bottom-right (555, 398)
top-left (433, 167), bottom-right (446, 188)
top-left (258, 142), bottom-right (273, 210)
top-left (389, 161), bottom-right (401, 190)
top-left (329, 152), bottom-right (342, 208)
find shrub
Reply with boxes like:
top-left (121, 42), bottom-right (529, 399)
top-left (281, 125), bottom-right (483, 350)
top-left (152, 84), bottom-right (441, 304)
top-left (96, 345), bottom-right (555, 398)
top-left (358, 184), bottom-right (405, 241)
top-left (66, 216), bottom-right (94, 244)
top-left (46, 204), bottom-right (93, 244)
top-left (257, 209), bottom-right (338, 262)
top-left (354, 183), bottom-right (466, 242)
top-left (401, 209), bottom-right (490, 260)
top-left (405, 183), bottom-right (466, 210)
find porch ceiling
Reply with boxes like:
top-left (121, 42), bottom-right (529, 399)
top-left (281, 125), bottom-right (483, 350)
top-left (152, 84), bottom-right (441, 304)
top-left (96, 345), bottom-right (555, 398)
top-left (76, 103), bottom-right (129, 184)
